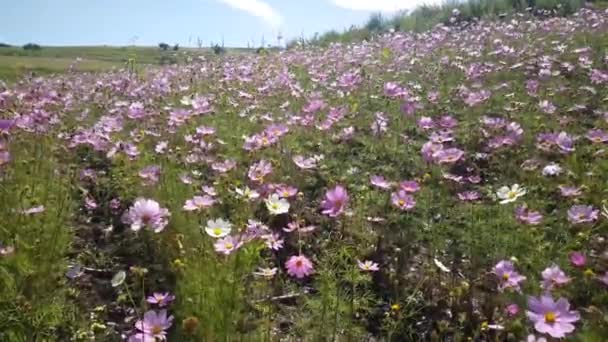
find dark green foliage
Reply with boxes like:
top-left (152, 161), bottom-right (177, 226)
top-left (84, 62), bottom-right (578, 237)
top-left (22, 43), bottom-right (41, 50)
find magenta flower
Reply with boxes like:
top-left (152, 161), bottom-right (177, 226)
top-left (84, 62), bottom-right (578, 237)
top-left (321, 185), bottom-right (349, 217)
top-left (506, 303), bottom-right (520, 317)
top-left (391, 190), bottom-right (416, 211)
top-left (124, 198), bottom-right (170, 232)
top-left (567, 205), bottom-right (599, 224)
top-left (526, 295), bottom-right (580, 338)
top-left (541, 265), bottom-right (571, 290)
top-left (370, 175), bottom-right (392, 189)
top-left (146, 292), bottom-right (175, 307)
top-left (569, 252), bottom-right (586, 268)
top-left (399, 180), bottom-right (420, 193)
top-left (492, 260), bottom-right (526, 292)
top-left (285, 255), bottom-right (314, 279)
top-left (515, 205), bottom-right (543, 225)
top-left (131, 309), bottom-right (174, 341)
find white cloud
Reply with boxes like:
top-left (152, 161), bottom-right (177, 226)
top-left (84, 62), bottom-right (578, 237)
top-left (330, 0), bottom-right (442, 12)
top-left (217, 0), bottom-right (283, 28)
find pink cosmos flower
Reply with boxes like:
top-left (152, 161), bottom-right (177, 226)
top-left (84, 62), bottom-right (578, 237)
top-left (391, 190), bottom-right (416, 211)
top-left (214, 236), bottom-right (242, 255)
top-left (558, 185), bottom-right (582, 198)
top-left (417, 117), bottom-right (435, 130)
top-left (569, 252), bottom-right (586, 268)
top-left (248, 160), bottom-right (272, 183)
top-left (399, 180), bottom-right (420, 193)
top-left (457, 191), bottom-right (480, 202)
top-left (526, 295), bottom-right (580, 338)
top-left (124, 198), bottom-right (170, 233)
top-left (585, 129), bottom-right (608, 143)
top-left (130, 309), bottom-right (174, 341)
top-left (146, 292), bottom-right (175, 307)
top-left (541, 265), bottom-right (571, 290)
top-left (567, 205), bottom-right (598, 224)
top-left (285, 255), bottom-right (314, 279)
top-left (183, 195), bottom-right (215, 211)
top-left (292, 155), bottom-right (317, 169)
top-left (321, 185), bottom-right (349, 217)
top-left (515, 205), bottom-right (543, 225)
top-left (492, 260), bottom-right (526, 292)
top-left (262, 233), bottom-right (284, 250)
top-left (139, 165), bottom-right (161, 184)
top-left (370, 175), bottom-right (392, 189)
top-left (357, 260), bottom-right (380, 272)
top-left (275, 184), bottom-right (298, 198)
top-left (506, 304), bottom-right (520, 317)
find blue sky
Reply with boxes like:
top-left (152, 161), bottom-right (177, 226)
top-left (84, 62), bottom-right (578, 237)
top-left (0, 0), bottom-right (437, 47)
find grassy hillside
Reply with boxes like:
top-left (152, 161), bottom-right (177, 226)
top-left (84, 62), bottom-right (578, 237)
top-left (0, 45), bottom-right (254, 83)
top-left (293, 0), bottom-right (608, 47)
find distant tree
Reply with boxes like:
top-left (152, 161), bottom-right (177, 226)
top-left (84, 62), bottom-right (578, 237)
top-left (365, 12), bottom-right (385, 32)
top-left (212, 44), bottom-right (225, 55)
top-left (23, 43), bottom-right (41, 50)
top-left (0, 43), bottom-right (11, 48)
top-left (172, 44), bottom-right (179, 51)
top-left (158, 42), bottom-right (169, 50)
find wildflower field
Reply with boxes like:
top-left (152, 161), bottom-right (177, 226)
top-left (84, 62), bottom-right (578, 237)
top-left (2, 8), bottom-right (608, 342)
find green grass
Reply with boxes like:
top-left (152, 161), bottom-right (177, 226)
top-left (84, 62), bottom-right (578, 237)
top-left (0, 45), bottom-right (255, 83)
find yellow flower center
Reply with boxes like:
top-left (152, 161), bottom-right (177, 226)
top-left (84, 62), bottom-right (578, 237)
top-left (398, 200), bottom-right (405, 206)
top-left (213, 228), bottom-right (222, 236)
top-left (508, 191), bottom-right (517, 199)
top-left (544, 311), bottom-right (556, 323)
top-left (502, 273), bottom-right (510, 281)
top-left (283, 191), bottom-right (290, 197)
top-left (151, 325), bottom-right (163, 335)
top-left (224, 242), bottom-right (234, 250)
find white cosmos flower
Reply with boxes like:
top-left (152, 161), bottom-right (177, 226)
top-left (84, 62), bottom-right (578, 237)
top-left (542, 163), bottom-right (562, 176)
top-left (235, 186), bottom-right (260, 200)
top-left (204, 218), bottom-right (232, 238)
top-left (496, 184), bottom-right (526, 204)
top-left (264, 194), bottom-right (290, 215)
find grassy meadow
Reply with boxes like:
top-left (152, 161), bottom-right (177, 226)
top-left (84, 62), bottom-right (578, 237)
top-left (1, 6), bottom-right (608, 342)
